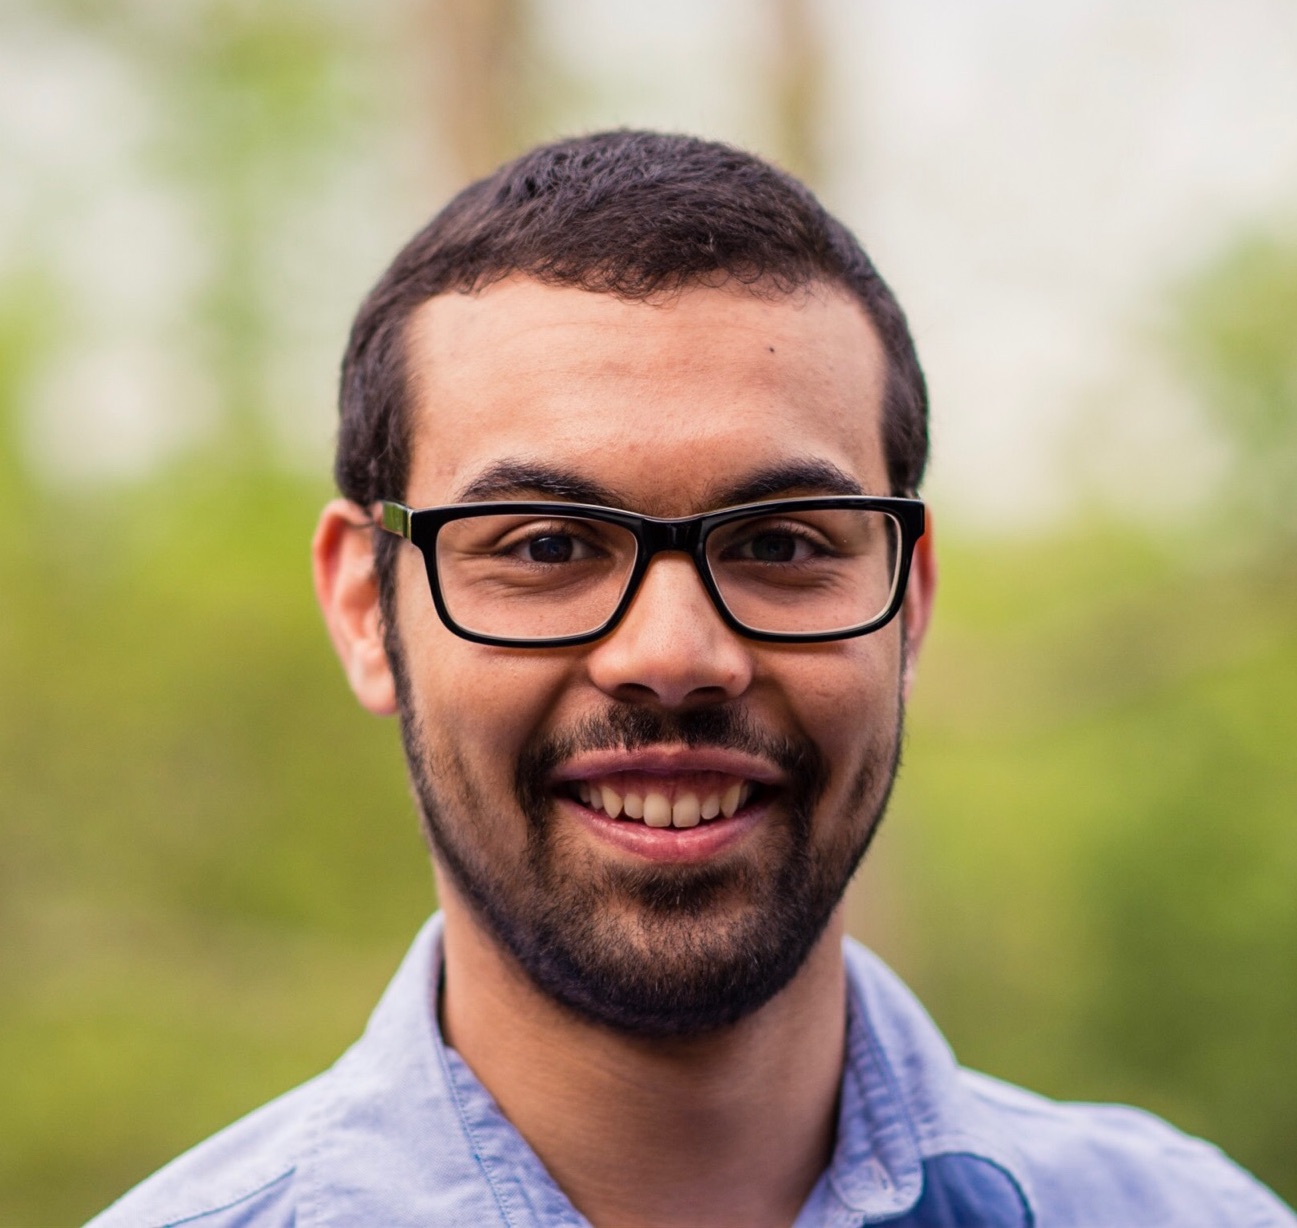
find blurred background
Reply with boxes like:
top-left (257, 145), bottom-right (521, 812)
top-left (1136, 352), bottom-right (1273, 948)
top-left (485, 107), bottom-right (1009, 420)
top-left (1, 0), bottom-right (1294, 1221)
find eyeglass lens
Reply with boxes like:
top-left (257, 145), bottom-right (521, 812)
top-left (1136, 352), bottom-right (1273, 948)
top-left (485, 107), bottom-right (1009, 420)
top-left (433, 507), bottom-right (902, 641)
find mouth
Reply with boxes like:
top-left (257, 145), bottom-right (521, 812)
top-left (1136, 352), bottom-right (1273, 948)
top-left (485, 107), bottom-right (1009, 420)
top-left (562, 772), bottom-right (761, 828)
top-left (549, 747), bottom-right (783, 845)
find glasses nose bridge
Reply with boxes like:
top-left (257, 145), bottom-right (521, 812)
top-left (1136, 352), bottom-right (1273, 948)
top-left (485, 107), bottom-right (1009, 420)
top-left (631, 513), bottom-right (713, 596)
top-left (637, 514), bottom-right (707, 566)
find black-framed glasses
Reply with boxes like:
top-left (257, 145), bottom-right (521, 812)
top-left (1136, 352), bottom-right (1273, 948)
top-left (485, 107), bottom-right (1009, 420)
top-left (377, 496), bottom-right (925, 647)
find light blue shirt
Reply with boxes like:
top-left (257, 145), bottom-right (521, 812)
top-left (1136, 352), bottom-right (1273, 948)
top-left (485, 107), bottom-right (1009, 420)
top-left (87, 914), bottom-right (1294, 1227)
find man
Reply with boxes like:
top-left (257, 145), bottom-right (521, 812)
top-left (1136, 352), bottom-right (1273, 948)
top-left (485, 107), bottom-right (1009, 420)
top-left (88, 131), bottom-right (1294, 1227)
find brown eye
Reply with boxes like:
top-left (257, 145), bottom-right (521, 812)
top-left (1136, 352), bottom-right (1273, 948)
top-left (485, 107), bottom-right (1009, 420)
top-left (746, 532), bottom-right (798, 562)
top-left (527, 535), bottom-right (577, 563)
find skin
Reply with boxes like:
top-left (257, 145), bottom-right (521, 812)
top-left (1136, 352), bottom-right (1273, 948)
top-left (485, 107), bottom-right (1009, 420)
top-left (313, 276), bottom-right (936, 1228)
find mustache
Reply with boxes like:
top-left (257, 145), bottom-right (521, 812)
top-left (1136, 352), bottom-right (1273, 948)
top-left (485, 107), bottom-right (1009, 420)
top-left (515, 703), bottom-right (829, 819)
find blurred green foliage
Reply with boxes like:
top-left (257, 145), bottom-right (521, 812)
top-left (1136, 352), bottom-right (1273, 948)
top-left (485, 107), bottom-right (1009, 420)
top-left (2, 4), bottom-right (1295, 1224)
top-left (1173, 229), bottom-right (1297, 544)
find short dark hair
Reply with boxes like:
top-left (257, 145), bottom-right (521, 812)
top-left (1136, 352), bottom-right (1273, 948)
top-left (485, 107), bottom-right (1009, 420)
top-left (336, 128), bottom-right (928, 524)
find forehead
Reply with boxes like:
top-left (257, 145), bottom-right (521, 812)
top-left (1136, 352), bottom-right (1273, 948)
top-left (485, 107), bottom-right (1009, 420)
top-left (402, 276), bottom-right (890, 512)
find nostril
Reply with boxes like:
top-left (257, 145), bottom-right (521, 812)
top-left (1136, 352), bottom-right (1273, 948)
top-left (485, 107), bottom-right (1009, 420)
top-left (606, 682), bottom-right (736, 712)
top-left (608, 681), bottom-right (661, 703)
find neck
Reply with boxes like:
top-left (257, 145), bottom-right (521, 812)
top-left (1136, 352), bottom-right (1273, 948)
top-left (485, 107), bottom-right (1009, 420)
top-left (437, 883), bottom-right (848, 1228)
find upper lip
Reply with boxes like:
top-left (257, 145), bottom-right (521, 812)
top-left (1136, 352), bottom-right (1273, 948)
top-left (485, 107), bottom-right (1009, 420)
top-left (548, 747), bottom-right (785, 786)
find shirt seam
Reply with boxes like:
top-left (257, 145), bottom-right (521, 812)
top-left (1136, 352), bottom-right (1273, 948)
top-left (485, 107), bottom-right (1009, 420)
top-left (433, 1028), bottom-right (523, 1228)
top-left (297, 1079), bottom-right (332, 1228)
top-left (145, 1168), bottom-right (296, 1228)
top-left (829, 993), bottom-right (924, 1217)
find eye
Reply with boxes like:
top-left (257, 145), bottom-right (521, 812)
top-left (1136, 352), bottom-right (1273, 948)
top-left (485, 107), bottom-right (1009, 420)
top-left (505, 523), bottom-right (607, 565)
top-left (722, 522), bottom-right (827, 564)
top-left (524, 533), bottom-right (590, 564)
top-left (743, 531), bottom-right (801, 563)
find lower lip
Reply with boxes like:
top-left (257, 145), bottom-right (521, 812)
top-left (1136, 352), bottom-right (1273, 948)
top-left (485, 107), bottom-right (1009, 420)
top-left (557, 795), bottom-right (767, 863)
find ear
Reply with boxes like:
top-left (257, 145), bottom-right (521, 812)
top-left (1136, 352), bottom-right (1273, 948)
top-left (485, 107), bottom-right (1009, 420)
top-left (900, 511), bottom-right (937, 701)
top-left (312, 499), bottom-right (398, 716)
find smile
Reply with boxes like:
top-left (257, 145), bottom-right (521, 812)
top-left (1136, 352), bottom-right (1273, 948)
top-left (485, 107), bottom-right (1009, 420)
top-left (565, 773), bottom-right (758, 828)
top-left (550, 747), bottom-right (784, 841)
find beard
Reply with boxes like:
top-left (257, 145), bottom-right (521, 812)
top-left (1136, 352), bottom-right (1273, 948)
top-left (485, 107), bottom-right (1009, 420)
top-left (389, 641), bottom-right (904, 1038)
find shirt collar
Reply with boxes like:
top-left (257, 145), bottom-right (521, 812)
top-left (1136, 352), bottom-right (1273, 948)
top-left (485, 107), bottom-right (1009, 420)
top-left (827, 940), bottom-right (1036, 1218)
top-left (297, 914), bottom-right (525, 1226)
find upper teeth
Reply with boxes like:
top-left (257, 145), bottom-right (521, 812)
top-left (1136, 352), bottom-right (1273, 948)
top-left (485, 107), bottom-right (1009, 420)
top-left (575, 780), bottom-right (751, 827)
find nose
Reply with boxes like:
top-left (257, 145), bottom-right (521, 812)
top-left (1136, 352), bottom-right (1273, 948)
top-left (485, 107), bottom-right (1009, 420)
top-left (584, 553), bottom-right (755, 709)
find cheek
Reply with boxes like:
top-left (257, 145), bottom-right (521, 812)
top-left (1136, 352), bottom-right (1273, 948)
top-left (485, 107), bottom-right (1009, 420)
top-left (392, 561), bottom-right (521, 753)
top-left (776, 636), bottom-right (904, 768)
top-left (399, 642), bottom-right (576, 860)
top-left (400, 626), bottom-right (574, 774)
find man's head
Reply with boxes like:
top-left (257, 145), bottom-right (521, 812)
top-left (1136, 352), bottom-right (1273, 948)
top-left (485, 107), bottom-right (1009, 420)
top-left (314, 131), bottom-right (936, 1038)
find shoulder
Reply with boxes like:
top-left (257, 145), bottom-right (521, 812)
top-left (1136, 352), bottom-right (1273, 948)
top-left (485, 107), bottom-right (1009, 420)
top-left (83, 1075), bottom-right (322, 1228)
top-left (957, 1069), bottom-right (1296, 1226)
top-left (82, 917), bottom-right (470, 1228)
top-left (839, 940), bottom-right (1294, 1226)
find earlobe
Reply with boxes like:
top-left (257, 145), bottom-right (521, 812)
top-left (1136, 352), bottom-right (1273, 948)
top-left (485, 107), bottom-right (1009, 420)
top-left (900, 515), bottom-right (937, 700)
top-left (312, 499), bottom-right (398, 716)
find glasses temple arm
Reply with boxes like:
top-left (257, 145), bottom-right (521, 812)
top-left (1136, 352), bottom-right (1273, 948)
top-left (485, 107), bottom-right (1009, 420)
top-left (377, 501), bottom-right (413, 540)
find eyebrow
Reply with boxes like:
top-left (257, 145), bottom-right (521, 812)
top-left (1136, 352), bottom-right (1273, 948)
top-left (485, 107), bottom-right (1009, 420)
top-left (708, 459), bottom-right (865, 506)
top-left (453, 462), bottom-right (622, 506)
top-left (451, 457), bottom-right (868, 510)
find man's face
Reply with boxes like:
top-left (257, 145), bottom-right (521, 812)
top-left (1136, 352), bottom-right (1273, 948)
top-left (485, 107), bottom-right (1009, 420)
top-left (382, 277), bottom-right (930, 1035)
